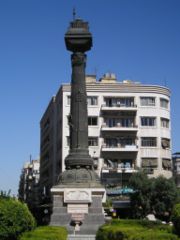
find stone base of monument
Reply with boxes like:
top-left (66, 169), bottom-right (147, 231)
top-left (50, 186), bottom-right (106, 234)
top-left (68, 234), bottom-right (96, 240)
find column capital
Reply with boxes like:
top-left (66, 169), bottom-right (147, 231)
top-left (71, 52), bottom-right (86, 66)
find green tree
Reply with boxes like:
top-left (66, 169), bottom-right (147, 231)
top-left (0, 190), bottom-right (11, 199)
top-left (151, 176), bottom-right (177, 220)
top-left (129, 171), bottom-right (152, 218)
top-left (0, 197), bottom-right (36, 240)
top-left (129, 173), bottom-right (178, 220)
top-left (171, 203), bottom-right (180, 236)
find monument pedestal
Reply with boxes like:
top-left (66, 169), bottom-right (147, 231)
top-left (50, 186), bottom-right (106, 234)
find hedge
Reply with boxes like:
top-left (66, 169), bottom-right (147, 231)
top-left (96, 219), bottom-right (180, 240)
top-left (20, 226), bottom-right (67, 240)
top-left (0, 198), bottom-right (36, 240)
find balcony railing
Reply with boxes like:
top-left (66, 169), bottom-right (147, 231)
top-left (101, 123), bottom-right (138, 130)
top-left (101, 144), bottom-right (138, 152)
top-left (101, 103), bottom-right (137, 109)
top-left (102, 166), bottom-right (137, 173)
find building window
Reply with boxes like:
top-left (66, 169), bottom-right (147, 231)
top-left (67, 136), bottom-right (98, 147)
top-left (121, 160), bottom-right (132, 169)
top-left (104, 118), bottom-right (135, 127)
top-left (87, 96), bottom-right (98, 105)
top-left (119, 97), bottom-right (134, 107)
top-left (68, 116), bottom-right (98, 126)
top-left (88, 117), bottom-right (98, 126)
top-left (34, 170), bottom-right (39, 174)
top-left (67, 96), bottom-right (71, 105)
top-left (104, 137), bottom-right (135, 147)
top-left (88, 137), bottom-right (98, 146)
top-left (141, 117), bottom-right (156, 126)
top-left (68, 95), bottom-right (99, 106)
top-left (105, 138), bottom-right (118, 147)
top-left (161, 118), bottom-right (169, 128)
top-left (104, 159), bottom-right (133, 169)
top-left (121, 118), bottom-right (134, 127)
top-left (105, 118), bottom-right (116, 127)
top-left (120, 137), bottom-right (134, 146)
top-left (141, 158), bottom-right (158, 174)
top-left (140, 97), bottom-right (155, 106)
top-left (43, 118), bottom-right (50, 129)
top-left (141, 137), bottom-right (157, 147)
top-left (160, 98), bottom-right (168, 109)
top-left (104, 97), bottom-right (134, 107)
top-left (161, 138), bottom-right (170, 149)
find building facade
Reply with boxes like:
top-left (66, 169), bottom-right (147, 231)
top-left (39, 74), bottom-right (172, 196)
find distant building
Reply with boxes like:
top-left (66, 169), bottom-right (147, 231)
top-left (39, 74), bottom-right (172, 197)
top-left (18, 159), bottom-right (40, 210)
top-left (172, 152), bottom-right (180, 188)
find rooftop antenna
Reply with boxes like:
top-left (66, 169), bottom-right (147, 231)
top-left (73, 7), bottom-right (76, 21)
top-left (94, 67), bottom-right (98, 77)
top-left (163, 76), bottom-right (167, 87)
top-left (30, 154), bottom-right (32, 163)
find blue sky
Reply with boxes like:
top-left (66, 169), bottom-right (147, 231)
top-left (0, 0), bottom-right (179, 195)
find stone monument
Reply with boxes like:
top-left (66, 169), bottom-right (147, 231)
top-left (50, 17), bottom-right (106, 234)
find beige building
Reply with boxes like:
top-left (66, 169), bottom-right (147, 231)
top-left (18, 159), bottom-right (40, 207)
top-left (39, 74), bottom-right (172, 196)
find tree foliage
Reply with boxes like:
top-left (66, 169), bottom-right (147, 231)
top-left (0, 190), bottom-right (11, 199)
top-left (172, 203), bottom-right (180, 236)
top-left (151, 177), bottom-right (177, 219)
top-left (129, 172), bottom-right (178, 220)
top-left (0, 197), bottom-right (36, 240)
top-left (129, 171), bottom-right (151, 218)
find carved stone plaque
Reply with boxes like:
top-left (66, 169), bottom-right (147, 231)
top-left (67, 204), bottom-right (88, 214)
top-left (64, 189), bottom-right (92, 203)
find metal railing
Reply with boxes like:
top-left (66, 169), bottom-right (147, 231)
top-left (101, 103), bottom-right (137, 108)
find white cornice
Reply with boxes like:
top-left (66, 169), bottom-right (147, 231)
top-left (61, 83), bottom-right (170, 97)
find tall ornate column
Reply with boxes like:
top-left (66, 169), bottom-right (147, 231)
top-left (58, 19), bottom-right (100, 185)
top-left (65, 52), bottom-right (93, 169)
top-left (50, 18), bottom-right (105, 235)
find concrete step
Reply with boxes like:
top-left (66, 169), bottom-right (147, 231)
top-left (68, 234), bottom-right (96, 240)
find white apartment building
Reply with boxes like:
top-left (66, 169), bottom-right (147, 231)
top-left (40, 74), bottom-right (172, 193)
